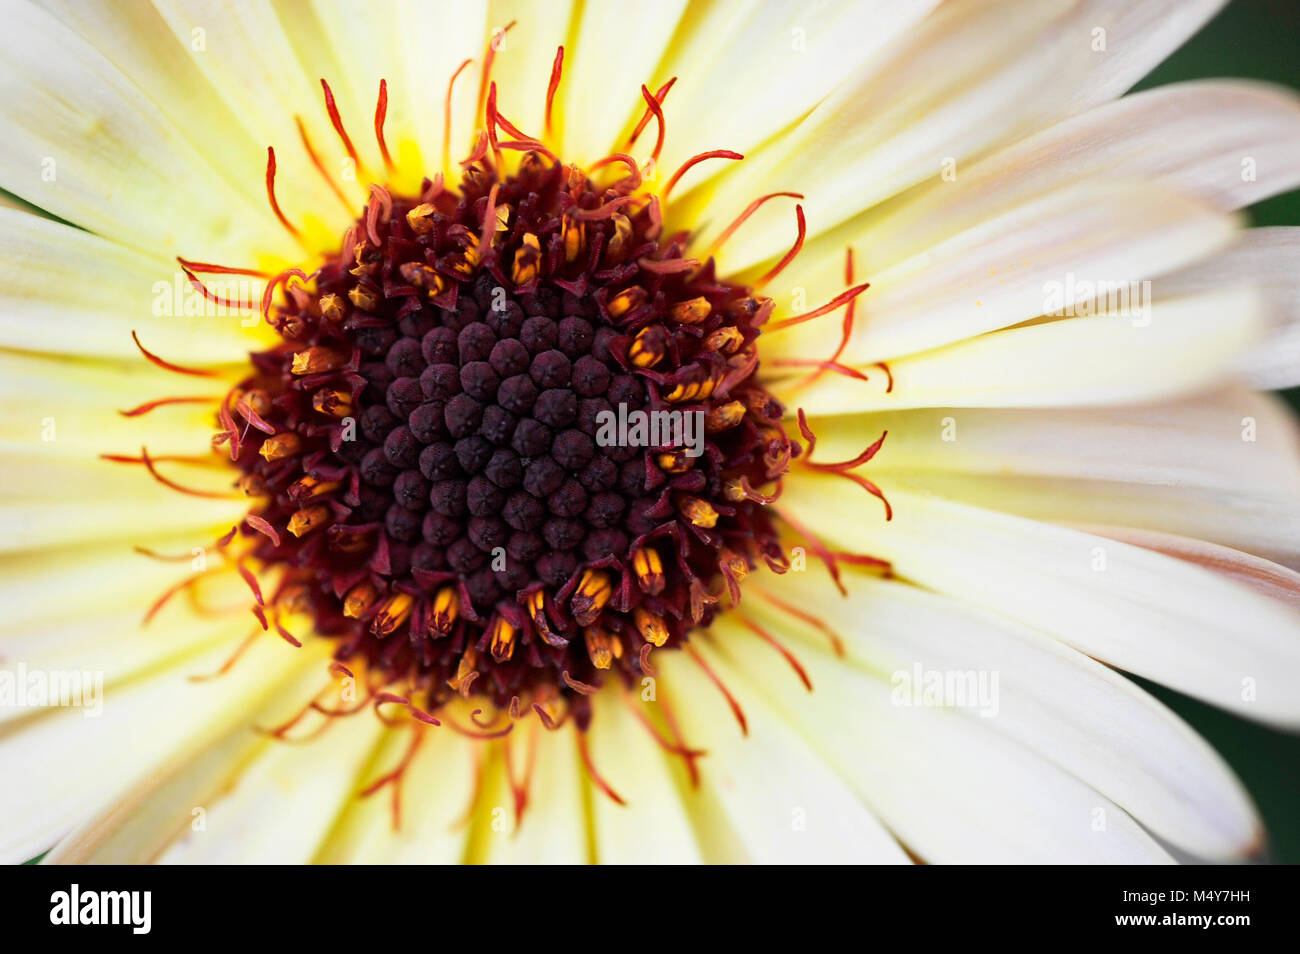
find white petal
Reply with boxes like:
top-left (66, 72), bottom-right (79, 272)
top-left (486, 0), bottom-right (574, 147)
top-left (779, 475), bottom-right (1300, 726)
top-left (155, 702), bottom-right (383, 863)
top-left (0, 209), bottom-right (271, 361)
top-left (697, 623), bottom-right (1173, 863)
top-left (584, 687), bottom-right (703, 864)
top-left (1160, 227), bottom-right (1300, 390)
top-left (808, 388), bottom-right (1300, 496)
top-left (471, 722), bottom-right (588, 864)
top-left (0, 635), bottom-right (321, 864)
top-left (315, 726), bottom-right (480, 864)
top-left (768, 180), bottom-right (1237, 365)
top-left (656, 651), bottom-right (911, 863)
top-left (556, 0), bottom-right (688, 164)
top-left (688, 0), bottom-right (1223, 272)
top-left (0, 1), bottom-right (295, 260)
top-left (650, 0), bottom-right (941, 197)
top-left (778, 286), bottom-right (1263, 413)
top-left (749, 569), bottom-right (1261, 860)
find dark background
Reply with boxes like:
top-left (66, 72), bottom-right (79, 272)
top-left (1133, 0), bottom-right (1300, 863)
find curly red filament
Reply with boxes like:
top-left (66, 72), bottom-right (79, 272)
top-left (767, 281), bottom-right (871, 330)
top-left (576, 729), bottom-right (626, 806)
top-left (175, 257), bottom-right (269, 278)
top-left (374, 79), bottom-right (396, 173)
top-left (754, 589), bottom-right (845, 656)
top-left (545, 45), bottom-right (564, 136)
top-left (738, 615), bottom-right (812, 691)
top-left (778, 510), bottom-right (847, 596)
top-left (118, 395), bottom-right (217, 418)
top-left (178, 262), bottom-right (259, 311)
top-left (137, 446), bottom-right (238, 500)
top-left (686, 645), bottom-right (748, 735)
top-left (477, 20), bottom-right (517, 123)
top-left (638, 84), bottom-right (667, 165)
top-left (443, 57), bottom-right (473, 174)
top-left (245, 514), bottom-right (282, 548)
top-left (295, 116), bottom-right (353, 212)
top-left (756, 204), bottom-right (806, 288)
top-left (628, 77), bottom-right (675, 148)
top-left (706, 191), bottom-right (803, 258)
top-left (264, 146), bottom-right (302, 238)
top-left (796, 247), bottom-right (858, 391)
top-left (319, 78), bottom-right (362, 170)
top-left (772, 357), bottom-right (871, 382)
top-left (661, 149), bottom-right (743, 202)
top-left (130, 330), bottom-right (221, 378)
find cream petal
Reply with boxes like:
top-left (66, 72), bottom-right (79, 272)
top-left (697, 623), bottom-right (1173, 863)
top-left (687, 0), bottom-right (1222, 273)
top-left (655, 651), bottom-right (911, 863)
top-left (1159, 227), bottom-right (1300, 390)
top-left (43, 644), bottom-right (339, 863)
top-left (1, 574), bottom-right (263, 728)
top-left (36, 0), bottom-right (285, 212)
top-left (749, 569), bottom-right (1261, 860)
top-left (315, 725), bottom-right (480, 864)
top-left (584, 686), bottom-right (703, 864)
top-left (1083, 525), bottom-right (1300, 615)
top-left (648, 0), bottom-right (941, 198)
top-left (779, 475), bottom-right (1300, 726)
top-left (485, 0), bottom-right (574, 148)
top-left (556, 0), bottom-right (688, 164)
top-left (806, 388), bottom-right (1300, 496)
top-left (155, 702), bottom-right (384, 863)
top-left (150, 0), bottom-right (359, 195)
top-left (470, 722), bottom-right (589, 864)
top-left (0, 635), bottom-right (319, 864)
top-left (766, 180), bottom-right (1237, 365)
top-left (0, 209), bottom-right (272, 361)
top-left (776, 286), bottom-right (1263, 413)
top-left (0, 1), bottom-right (296, 261)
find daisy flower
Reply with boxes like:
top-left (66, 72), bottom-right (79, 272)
top-left (2, 0), bottom-right (1299, 865)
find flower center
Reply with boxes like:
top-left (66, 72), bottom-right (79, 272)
top-left (224, 154), bottom-right (794, 726)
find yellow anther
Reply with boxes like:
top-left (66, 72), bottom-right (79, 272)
top-left (312, 387), bottom-right (352, 418)
top-left (291, 346), bottom-right (347, 375)
top-left (347, 284), bottom-right (379, 312)
top-left (678, 495), bottom-right (719, 528)
top-left (669, 296), bottom-right (711, 324)
top-left (571, 569), bottom-right (613, 627)
top-left (512, 232), bottom-right (542, 286)
top-left (427, 585), bottom-right (459, 637)
top-left (488, 615), bottom-right (519, 662)
top-left (343, 581), bottom-right (378, 619)
top-left (585, 627), bottom-right (614, 670)
top-left (628, 325), bottom-right (667, 368)
top-left (319, 292), bottom-right (346, 323)
top-left (706, 400), bottom-right (745, 432)
top-left (633, 606), bottom-right (669, 647)
top-left (370, 592), bottom-right (414, 636)
top-left (607, 286), bottom-right (647, 318)
top-left (632, 547), bottom-right (665, 595)
top-left (405, 202), bottom-right (436, 235)
top-left (287, 505), bottom-right (329, 537)
top-left (258, 432), bottom-right (302, 461)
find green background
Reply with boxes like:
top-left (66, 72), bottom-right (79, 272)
top-left (1134, 0), bottom-right (1300, 863)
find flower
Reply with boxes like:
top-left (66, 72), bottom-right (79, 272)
top-left (1, 0), bottom-right (1299, 865)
